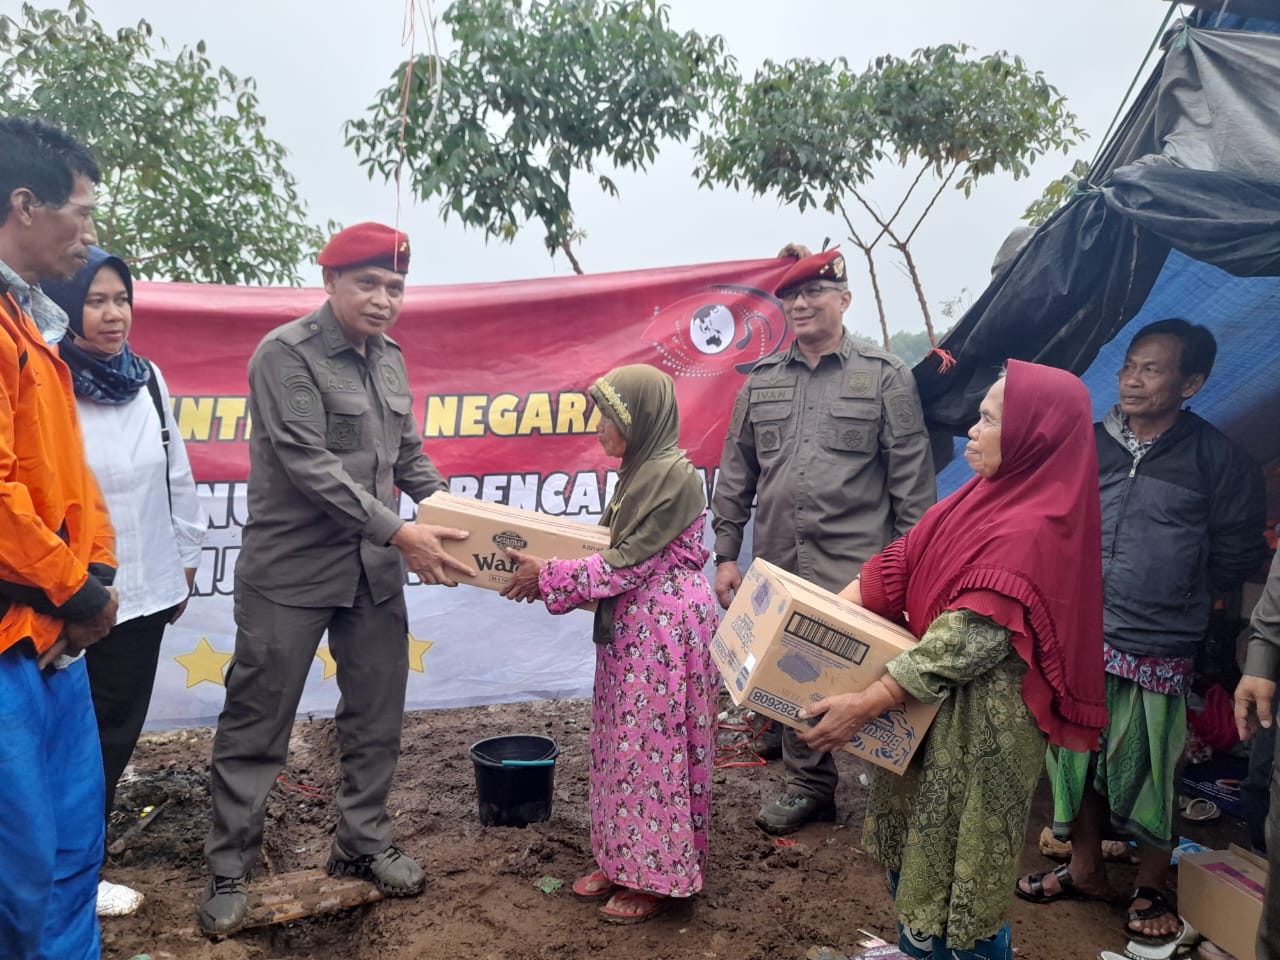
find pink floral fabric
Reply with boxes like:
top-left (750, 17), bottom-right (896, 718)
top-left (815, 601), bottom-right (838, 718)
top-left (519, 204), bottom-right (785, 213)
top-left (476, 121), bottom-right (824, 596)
top-left (539, 517), bottom-right (719, 897)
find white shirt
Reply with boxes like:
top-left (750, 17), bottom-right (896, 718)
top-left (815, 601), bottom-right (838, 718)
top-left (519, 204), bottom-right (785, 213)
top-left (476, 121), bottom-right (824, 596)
top-left (76, 361), bottom-right (208, 623)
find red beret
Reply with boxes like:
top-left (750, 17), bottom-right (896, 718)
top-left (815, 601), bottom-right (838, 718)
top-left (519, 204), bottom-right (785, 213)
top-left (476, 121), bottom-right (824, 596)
top-left (318, 222), bottom-right (410, 273)
top-left (775, 248), bottom-right (847, 296)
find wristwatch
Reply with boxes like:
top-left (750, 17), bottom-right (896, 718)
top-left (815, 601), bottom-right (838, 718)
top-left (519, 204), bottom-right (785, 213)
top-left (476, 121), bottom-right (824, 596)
top-left (714, 554), bottom-right (738, 566)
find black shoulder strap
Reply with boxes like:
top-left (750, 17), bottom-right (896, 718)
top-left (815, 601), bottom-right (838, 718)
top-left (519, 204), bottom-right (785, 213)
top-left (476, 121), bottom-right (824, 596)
top-left (143, 359), bottom-right (173, 511)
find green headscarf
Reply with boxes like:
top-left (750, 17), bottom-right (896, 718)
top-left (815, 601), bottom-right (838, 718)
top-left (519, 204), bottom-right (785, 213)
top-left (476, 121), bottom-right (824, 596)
top-left (588, 364), bottom-right (707, 644)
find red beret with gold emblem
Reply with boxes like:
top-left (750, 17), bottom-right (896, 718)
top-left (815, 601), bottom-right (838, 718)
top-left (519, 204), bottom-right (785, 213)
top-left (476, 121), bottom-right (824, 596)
top-left (318, 222), bottom-right (411, 274)
top-left (774, 248), bottom-right (847, 297)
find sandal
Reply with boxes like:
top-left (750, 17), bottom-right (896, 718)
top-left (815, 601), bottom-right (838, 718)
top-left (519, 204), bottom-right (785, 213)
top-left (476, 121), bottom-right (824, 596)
top-left (598, 889), bottom-right (670, 925)
top-left (1037, 826), bottom-right (1138, 863)
top-left (1126, 887), bottom-right (1182, 945)
top-left (571, 868), bottom-right (618, 901)
top-left (1179, 797), bottom-right (1220, 822)
top-left (1016, 863), bottom-right (1111, 904)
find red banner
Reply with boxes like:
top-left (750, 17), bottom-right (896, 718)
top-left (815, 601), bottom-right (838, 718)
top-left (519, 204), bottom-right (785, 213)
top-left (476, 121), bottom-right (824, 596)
top-left (131, 257), bottom-right (796, 496)
top-left (131, 257), bottom-right (796, 725)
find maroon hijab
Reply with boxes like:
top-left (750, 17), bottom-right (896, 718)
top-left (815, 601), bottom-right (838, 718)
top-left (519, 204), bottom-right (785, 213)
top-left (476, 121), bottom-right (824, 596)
top-left (887, 360), bottom-right (1105, 750)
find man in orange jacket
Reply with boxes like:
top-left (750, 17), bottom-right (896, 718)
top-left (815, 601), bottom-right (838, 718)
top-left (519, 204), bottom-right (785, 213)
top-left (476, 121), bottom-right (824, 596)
top-left (0, 117), bottom-right (120, 960)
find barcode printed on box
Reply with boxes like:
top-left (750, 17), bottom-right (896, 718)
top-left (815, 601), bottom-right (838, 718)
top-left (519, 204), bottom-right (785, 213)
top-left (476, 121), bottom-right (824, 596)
top-left (784, 612), bottom-right (870, 664)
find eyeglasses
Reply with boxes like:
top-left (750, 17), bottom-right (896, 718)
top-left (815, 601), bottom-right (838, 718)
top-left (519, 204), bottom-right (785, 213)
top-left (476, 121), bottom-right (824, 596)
top-left (779, 283), bottom-right (842, 304)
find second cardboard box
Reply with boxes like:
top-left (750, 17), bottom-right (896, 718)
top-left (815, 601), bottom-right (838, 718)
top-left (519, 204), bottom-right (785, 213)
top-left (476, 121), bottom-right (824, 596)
top-left (712, 558), bottom-right (940, 774)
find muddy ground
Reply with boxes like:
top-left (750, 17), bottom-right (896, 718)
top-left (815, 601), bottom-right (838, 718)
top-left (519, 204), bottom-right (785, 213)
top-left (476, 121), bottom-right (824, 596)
top-left (100, 698), bottom-right (1244, 960)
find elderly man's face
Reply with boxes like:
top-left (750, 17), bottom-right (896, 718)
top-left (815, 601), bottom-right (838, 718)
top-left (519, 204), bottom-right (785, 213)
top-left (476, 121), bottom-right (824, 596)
top-left (1117, 334), bottom-right (1203, 423)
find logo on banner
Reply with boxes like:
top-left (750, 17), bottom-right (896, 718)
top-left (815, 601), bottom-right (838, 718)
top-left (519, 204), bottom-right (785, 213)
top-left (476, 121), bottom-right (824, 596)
top-left (642, 284), bottom-right (788, 378)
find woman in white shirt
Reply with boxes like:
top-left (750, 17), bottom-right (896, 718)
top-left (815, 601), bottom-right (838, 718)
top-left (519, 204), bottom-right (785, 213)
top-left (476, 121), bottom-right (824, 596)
top-left (45, 247), bottom-right (208, 917)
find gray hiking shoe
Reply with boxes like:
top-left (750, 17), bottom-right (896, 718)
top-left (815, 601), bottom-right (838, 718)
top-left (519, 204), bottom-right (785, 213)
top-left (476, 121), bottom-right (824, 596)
top-left (755, 793), bottom-right (837, 835)
top-left (326, 843), bottom-right (424, 896)
top-left (196, 874), bottom-right (248, 936)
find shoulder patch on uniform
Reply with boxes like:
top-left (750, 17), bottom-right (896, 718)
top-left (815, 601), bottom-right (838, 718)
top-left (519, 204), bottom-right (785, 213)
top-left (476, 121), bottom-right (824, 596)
top-left (282, 373), bottom-right (321, 420)
top-left (884, 388), bottom-right (925, 436)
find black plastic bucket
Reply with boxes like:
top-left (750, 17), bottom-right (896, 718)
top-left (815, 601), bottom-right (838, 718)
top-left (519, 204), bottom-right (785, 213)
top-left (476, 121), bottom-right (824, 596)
top-left (467, 734), bottom-right (560, 827)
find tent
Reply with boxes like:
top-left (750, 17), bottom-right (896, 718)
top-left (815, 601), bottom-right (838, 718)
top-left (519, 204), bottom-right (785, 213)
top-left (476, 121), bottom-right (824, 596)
top-left (918, 7), bottom-right (1280, 518)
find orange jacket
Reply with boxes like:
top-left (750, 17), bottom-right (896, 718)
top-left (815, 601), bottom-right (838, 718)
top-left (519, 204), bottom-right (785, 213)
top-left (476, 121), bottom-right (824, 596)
top-left (0, 284), bottom-right (115, 655)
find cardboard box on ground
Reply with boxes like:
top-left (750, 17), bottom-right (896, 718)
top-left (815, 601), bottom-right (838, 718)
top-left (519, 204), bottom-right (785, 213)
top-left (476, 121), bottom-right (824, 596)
top-left (712, 558), bottom-right (940, 775)
top-left (1179, 844), bottom-right (1268, 960)
top-left (415, 492), bottom-right (611, 611)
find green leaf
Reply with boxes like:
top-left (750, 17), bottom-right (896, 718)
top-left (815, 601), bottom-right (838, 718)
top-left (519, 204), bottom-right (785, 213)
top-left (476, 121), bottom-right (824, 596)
top-left (0, 3), bottom-right (322, 283)
top-left (342, 0), bottom-right (738, 273)
top-left (533, 876), bottom-right (564, 895)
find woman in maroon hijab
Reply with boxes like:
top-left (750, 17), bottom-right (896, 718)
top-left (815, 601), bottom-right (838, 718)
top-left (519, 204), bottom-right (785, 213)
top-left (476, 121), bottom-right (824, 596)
top-left (798, 360), bottom-right (1106, 960)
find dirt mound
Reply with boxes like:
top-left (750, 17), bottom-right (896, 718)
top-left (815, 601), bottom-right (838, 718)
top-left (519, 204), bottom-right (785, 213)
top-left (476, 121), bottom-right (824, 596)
top-left (99, 699), bottom-right (1240, 959)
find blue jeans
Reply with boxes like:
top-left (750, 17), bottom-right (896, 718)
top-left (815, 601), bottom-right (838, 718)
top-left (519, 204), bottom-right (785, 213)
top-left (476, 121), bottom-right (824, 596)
top-left (0, 649), bottom-right (104, 960)
top-left (888, 871), bottom-right (1012, 960)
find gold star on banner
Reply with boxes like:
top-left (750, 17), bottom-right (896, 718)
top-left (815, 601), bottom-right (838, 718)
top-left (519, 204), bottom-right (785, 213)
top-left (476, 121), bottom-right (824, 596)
top-left (315, 644), bottom-right (338, 681)
top-left (174, 636), bottom-right (232, 688)
top-left (408, 632), bottom-right (434, 673)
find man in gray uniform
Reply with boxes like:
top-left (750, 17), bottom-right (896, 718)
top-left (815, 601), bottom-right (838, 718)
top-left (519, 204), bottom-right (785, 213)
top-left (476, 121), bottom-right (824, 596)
top-left (712, 247), bottom-right (936, 834)
top-left (198, 222), bottom-right (475, 935)
top-left (1235, 547), bottom-right (1280, 960)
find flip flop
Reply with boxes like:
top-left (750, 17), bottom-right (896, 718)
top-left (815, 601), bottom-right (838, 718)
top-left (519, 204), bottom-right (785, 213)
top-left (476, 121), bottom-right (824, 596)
top-left (598, 889), bottom-right (671, 925)
top-left (1181, 798), bottom-right (1220, 822)
top-left (1016, 863), bottom-right (1111, 904)
top-left (571, 868), bottom-right (618, 901)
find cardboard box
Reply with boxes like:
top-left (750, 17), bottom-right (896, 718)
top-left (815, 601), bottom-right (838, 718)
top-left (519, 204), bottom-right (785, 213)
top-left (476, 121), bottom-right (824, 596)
top-left (1179, 844), bottom-right (1269, 960)
top-left (416, 492), bottom-right (611, 608)
top-left (712, 558), bottom-right (940, 774)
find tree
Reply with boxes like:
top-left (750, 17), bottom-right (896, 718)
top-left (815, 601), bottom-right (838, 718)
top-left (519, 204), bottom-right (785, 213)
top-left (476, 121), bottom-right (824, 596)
top-left (1024, 158), bottom-right (1091, 226)
top-left (344, 0), bottom-right (735, 274)
top-left (0, 1), bottom-right (323, 284)
top-left (696, 45), bottom-right (1084, 349)
top-left (888, 329), bottom-right (935, 367)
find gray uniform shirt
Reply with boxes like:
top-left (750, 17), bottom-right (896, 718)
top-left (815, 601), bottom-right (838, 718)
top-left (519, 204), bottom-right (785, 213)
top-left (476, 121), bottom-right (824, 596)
top-left (237, 303), bottom-right (446, 607)
top-left (712, 334), bottom-right (936, 592)
top-left (1244, 549), bottom-right (1280, 680)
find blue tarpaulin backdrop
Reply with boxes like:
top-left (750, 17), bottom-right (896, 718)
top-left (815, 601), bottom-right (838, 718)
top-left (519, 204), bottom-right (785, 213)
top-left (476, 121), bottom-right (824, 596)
top-left (937, 249), bottom-right (1280, 499)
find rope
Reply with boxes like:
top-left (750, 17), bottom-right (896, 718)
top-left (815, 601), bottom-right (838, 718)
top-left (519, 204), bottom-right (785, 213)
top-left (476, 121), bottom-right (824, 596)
top-left (392, 0), bottom-right (444, 267)
top-left (276, 773), bottom-right (330, 801)
top-left (714, 713), bottom-right (772, 769)
top-left (1087, 2), bottom-right (1180, 177)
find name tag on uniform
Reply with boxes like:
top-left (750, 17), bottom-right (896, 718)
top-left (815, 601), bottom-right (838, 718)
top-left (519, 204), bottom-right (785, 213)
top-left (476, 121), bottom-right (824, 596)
top-left (750, 387), bottom-right (795, 404)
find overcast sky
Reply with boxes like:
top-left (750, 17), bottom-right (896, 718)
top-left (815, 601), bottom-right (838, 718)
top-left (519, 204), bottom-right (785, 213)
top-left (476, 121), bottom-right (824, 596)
top-left (53, 0), bottom-right (1175, 343)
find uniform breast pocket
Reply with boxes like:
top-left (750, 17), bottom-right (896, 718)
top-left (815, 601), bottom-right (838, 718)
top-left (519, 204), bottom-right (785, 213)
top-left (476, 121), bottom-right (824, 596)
top-left (384, 393), bottom-right (413, 418)
top-left (322, 392), bottom-right (369, 451)
top-left (823, 398), bottom-right (880, 454)
top-left (749, 401), bottom-right (793, 460)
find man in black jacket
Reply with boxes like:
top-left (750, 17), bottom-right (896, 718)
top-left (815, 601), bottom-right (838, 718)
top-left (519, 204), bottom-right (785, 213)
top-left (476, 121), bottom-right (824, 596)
top-left (1018, 318), bottom-right (1268, 944)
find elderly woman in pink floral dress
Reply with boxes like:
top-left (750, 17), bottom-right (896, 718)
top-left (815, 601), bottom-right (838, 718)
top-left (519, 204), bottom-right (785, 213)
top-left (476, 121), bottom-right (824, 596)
top-left (502, 364), bottom-right (719, 924)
